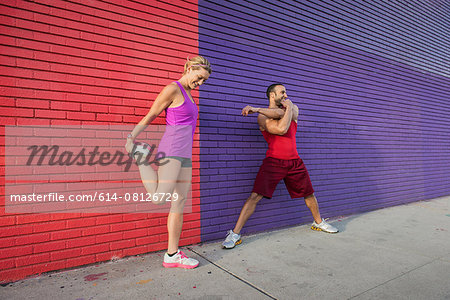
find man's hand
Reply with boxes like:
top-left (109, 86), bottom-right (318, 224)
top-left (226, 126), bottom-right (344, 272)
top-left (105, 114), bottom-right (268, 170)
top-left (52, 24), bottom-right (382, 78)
top-left (281, 99), bottom-right (293, 108)
top-left (242, 105), bottom-right (259, 116)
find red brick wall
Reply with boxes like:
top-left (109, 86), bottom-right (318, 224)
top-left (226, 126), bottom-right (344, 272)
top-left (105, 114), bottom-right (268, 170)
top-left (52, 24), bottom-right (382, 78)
top-left (0, 0), bottom-right (200, 282)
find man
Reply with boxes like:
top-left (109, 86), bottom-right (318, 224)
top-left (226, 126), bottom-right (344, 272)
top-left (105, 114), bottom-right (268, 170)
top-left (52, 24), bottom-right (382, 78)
top-left (222, 83), bottom-right (338, 249)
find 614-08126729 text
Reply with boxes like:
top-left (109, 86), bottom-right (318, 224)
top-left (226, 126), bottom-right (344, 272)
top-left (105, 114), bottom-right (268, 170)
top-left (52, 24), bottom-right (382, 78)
top-left (8, 192), bottom-right (179, 202)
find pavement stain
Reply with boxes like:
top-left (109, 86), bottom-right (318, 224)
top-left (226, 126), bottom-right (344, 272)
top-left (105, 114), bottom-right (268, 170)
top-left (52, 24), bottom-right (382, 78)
top-left (2, 197), bottom-right (449, 299)
top-left (83, 273), bottom-right (108, 282)
top-left (136, 279), bottom-right (153, 284)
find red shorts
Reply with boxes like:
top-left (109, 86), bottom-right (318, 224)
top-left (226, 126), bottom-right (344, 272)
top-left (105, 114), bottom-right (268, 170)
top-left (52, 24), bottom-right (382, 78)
top-left (252, 157), bottom-right (314, 199)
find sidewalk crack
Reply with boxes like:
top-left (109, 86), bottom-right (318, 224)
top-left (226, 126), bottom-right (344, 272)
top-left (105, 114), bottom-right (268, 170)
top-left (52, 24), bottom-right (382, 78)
top-left (188, 247), bottom-right (278, 300)
top-left (348, 257), bottom-right (442, 299)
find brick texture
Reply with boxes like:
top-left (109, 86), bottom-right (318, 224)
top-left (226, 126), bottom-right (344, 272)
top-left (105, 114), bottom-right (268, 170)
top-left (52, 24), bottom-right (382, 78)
top-left (198, 0), bottom-right (450, 241)
top-left (2, 0), bottom-right (449, 284)
top-left (0, 0), bottom-right (200, 282)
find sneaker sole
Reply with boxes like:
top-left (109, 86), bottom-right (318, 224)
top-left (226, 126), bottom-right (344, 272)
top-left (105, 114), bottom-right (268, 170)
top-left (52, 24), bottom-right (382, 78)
top-left (162, 262), bottom-right (199, 269)
top-left (311, 226), bottom-right (338, 234)
top-left (129, 144), bottom-right (150, 159)
top-left (222, 239), bottom-right (242, 249)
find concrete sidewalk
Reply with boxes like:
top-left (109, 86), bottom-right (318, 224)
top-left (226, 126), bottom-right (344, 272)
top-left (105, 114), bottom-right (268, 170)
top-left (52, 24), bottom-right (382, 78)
top-left (1, 196), bottom-right (449, 300)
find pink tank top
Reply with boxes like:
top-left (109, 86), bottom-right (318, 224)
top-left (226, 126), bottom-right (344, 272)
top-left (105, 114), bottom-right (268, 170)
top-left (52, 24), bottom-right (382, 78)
top-left (158, 81), bottom-right (198, 158)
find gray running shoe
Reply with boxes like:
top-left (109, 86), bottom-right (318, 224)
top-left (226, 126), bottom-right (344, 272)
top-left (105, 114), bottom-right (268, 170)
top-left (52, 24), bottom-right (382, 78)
top-left (222, 230), bottom-right (242, 249)
top-left (311, 219), bottom-right (339, 233)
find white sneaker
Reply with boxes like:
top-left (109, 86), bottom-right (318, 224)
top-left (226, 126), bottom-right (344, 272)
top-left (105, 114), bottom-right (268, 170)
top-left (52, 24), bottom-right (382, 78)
top-left (130, 142), bottom-right (151, 159)
top-left (222, 230), bottom-right (242, 249)
top-left (163, 250), bottom-right (199, 269)
top-left (311, 219), bottom-right (339, 233)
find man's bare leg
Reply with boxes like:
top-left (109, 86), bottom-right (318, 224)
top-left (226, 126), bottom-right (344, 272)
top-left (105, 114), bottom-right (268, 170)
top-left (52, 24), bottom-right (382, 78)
top-left (304, 193), bottom-right (322, 224)
top-left (233, 192), bottom-right (264, 234)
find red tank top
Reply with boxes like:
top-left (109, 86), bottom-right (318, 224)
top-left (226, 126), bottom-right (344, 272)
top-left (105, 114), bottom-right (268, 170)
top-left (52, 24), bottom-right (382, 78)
top-left (261, 120), bottom-right (299, 160)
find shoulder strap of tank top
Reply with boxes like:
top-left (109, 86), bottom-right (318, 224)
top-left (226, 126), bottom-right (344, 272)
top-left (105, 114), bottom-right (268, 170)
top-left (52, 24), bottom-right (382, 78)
top-left (175, 81), bottom-right (190, 102)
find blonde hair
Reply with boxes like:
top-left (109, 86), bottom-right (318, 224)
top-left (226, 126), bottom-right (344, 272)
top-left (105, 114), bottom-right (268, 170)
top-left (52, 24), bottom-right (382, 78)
top-left (183, 56), bottom-right (212, 74)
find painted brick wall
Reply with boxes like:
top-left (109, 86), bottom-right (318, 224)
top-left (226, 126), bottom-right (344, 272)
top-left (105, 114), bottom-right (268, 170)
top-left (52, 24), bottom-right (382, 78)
top-left (2, 0), bottom-right (450, 283)
top-left (198, 0), bottom-right (450, 241)
top-left (0, 0), bottom-right (200, 282)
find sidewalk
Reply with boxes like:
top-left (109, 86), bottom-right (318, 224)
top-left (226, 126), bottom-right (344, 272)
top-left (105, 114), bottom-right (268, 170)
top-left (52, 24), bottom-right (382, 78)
top-left (1, 196), bottom-right (449, 300)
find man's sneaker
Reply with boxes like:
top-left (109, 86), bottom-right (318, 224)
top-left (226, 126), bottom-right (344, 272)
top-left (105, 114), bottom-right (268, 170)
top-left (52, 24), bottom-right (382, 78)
top-left (311, 220), bottom-right (339, 233)
top-left (163, 250), bottom-right (199, 269)
top-left (222, 230), bottom-right (242, 249)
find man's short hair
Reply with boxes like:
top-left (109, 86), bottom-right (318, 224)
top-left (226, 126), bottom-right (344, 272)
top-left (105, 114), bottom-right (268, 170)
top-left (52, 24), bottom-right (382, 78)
top-left (266, 83), bottom-right (284, 99)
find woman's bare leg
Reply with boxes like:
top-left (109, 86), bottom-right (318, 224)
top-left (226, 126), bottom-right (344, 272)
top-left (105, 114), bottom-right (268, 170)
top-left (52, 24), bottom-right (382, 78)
top-left (137, 157), bottom-right (189, 254)
top-left (167, 166), bottom-right (191, 254)
top-left (136, 157), bottom-right (182, 204)
top-left (137, 163), bottom-right (158, 195)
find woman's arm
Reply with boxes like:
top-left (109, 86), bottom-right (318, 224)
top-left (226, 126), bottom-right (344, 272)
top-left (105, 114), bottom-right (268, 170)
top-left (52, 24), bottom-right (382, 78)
top-left (125, 84), bottom-right (177, 151)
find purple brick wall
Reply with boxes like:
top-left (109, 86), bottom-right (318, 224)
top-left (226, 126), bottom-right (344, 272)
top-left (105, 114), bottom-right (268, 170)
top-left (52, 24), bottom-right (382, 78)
top-left (198, 0), bottom-right (450, 241)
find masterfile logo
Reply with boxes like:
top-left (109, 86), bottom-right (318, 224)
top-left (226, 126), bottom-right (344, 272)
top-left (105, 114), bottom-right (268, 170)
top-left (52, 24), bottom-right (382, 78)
top-left (25, 144), bottom-right (167, 172)
top-left (4, 125), bottom-right (192, 214)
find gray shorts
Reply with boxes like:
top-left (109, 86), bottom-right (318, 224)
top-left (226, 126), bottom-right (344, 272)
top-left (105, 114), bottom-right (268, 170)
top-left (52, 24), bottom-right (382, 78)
top-left (161, 156), bottom-right (192, 168)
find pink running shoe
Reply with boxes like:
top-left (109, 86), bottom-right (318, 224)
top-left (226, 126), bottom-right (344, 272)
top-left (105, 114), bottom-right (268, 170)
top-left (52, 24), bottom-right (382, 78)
top-left (163, 250), bottom-right (199, 269)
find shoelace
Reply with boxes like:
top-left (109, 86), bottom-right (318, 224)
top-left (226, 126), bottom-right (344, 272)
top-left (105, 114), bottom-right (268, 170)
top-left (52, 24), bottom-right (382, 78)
top-left (226, 230), bottom-right (237, 241)
top-left (178, 251), bottom-right (188, 259)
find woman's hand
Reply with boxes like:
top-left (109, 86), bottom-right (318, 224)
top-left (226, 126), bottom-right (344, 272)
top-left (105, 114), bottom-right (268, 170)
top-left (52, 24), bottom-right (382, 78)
top-left (125, 138), bottom-right (135, 154)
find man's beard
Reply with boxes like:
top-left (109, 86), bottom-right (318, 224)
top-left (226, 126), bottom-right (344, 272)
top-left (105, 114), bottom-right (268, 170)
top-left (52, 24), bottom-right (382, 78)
top-left (276, 98), bottom-right (284, 108)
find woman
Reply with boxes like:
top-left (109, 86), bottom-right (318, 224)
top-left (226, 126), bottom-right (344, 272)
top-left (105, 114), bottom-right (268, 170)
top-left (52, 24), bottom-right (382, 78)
top-left (125, 56), bottom-right (211, 269)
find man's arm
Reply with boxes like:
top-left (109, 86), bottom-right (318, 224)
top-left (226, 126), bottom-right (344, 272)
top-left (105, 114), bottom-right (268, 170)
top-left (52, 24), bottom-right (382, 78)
top-left (242, 104), bottom-right (298, 120)
top-left (292, 104), bottom-right (299, 121)
top-left (257, 100), bottom-right (293, 135)
top-left (242, 105), bottom-right (285, 119)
